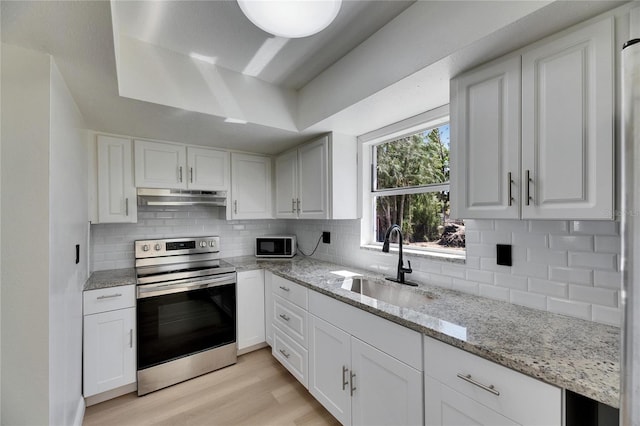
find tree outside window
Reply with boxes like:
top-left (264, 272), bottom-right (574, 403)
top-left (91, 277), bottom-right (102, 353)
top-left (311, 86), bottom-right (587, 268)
top-left (373, 124), bottom-right (465, 251)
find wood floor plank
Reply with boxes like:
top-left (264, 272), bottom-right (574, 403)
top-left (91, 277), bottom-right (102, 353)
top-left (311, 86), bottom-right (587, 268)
top-left (83, 348), bottom-right (341, 426)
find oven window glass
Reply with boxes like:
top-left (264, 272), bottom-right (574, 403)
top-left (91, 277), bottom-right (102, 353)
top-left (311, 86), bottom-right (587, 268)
top-left (137, 283), bottom-right (236, 370)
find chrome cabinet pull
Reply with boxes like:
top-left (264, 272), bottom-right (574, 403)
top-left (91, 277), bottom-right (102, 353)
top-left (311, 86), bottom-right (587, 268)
top-left (279, 349), bottom-right (290, 359)
top-left (234, 200), bottom-right (238, 214)
top-left (97, 293), bottom-right (122, 300)
top-left (342, 366), bottom-right (349, 390)
top-left (526, 170), bottom-right (533, 206)
top-left (350, 371), bottom-right (356, 396)
top-left (125, 198), bottom-right (129, 216)
top-left (292, 198), bottom-right (296, 213)
top-left (129, 329), bottom-right (133, 348)
top-left (457, 373), bottom-right (500, 396)
top-left (190, 167), bottom-right (194, 183)
top-left (296, 198), bottom-right (300, 213)
top-left (179, 166), bottom-right (183, 182)
top-left (279, 286), bottom-right (290, 292)
top-left (507, 172), bottom-right (514, 206)
top-left (279, 313), bottom-right (290, 321)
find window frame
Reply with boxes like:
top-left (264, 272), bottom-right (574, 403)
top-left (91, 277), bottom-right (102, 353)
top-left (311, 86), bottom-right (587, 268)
top-left (358, 105), bottom-right (464, 257)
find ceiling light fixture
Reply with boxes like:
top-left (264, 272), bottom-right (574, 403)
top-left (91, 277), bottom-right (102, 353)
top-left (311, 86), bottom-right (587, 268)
top-left (237, 0), bottom-right (342, 39)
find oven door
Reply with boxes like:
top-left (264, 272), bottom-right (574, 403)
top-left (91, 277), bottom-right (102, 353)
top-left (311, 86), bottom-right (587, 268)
top-left (136, 274), bottom-right (236, 371)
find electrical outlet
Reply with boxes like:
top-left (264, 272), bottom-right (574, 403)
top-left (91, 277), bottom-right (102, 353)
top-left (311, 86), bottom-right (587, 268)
top-left (322, 231), bottom-right (331, 244)
top-left (496, 244), bottom-right (512, 266)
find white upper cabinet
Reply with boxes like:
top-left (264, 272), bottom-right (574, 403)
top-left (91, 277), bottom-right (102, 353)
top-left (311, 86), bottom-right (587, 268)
top-left (186, 147), bottom-right (229, 191)
top-left (275, 133), bottom-right (358, 220)
top-left (451, 56), bottom-right (521, 220)
top-left (134, 140), bottom-right (187, 189)
top-left (96, 135), bottom-right (137, 223)
top-left (134, 140), bottom-right (230, 191)
top-left (521, 17), bottom-right (613, 219)
top-left (230, 153), bottom-right (273, 219)
top-left (451, 16), bottom-right (614, 220)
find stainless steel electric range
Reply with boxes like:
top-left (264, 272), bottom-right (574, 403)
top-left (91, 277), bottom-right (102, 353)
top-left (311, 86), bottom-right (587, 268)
top-left (134, 236), bottom-right (237, 395)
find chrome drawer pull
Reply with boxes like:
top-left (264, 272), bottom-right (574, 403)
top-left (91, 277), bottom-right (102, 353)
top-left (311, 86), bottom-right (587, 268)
top-left (507, 172), bottom-right (514, 206)
top-left (279, 349), bottom-right (290, 359)
top-left (350, 371), bottom-right (356, 396)
top-left (279, 286), bottom-right (290, 292)
top-left (457, 373), bottom-right (500, 396)
top-left (279, 313), bottom-right (291, 321)
top-left (342, 366), bottom-right (349, 390)
top-left (129, 329), bottom-right (133, 348)
top-left (97, 293), bottom-right (122, 300)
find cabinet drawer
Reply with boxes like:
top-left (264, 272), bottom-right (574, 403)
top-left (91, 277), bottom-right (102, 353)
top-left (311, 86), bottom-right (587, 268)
top-left (273, 295), bottom-right (308, 348)
top-left (272, 275), bottom-right (308, 309)
top-left (273, 326), bottom-right (308, 388)
top-left (84, 285), bottom-right (135, 315)
top-left (424, 337), bottom-right (561, 425)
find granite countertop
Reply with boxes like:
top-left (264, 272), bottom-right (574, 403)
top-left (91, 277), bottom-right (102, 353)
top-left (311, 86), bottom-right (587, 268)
top-left (85, 268), bottom-right (136, 291)
top-left (86, 256), bottom-right (620, 408)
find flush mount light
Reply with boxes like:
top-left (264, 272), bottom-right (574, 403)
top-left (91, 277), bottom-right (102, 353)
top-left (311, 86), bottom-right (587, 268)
top-left (237, 0), bottom-right (342, 39)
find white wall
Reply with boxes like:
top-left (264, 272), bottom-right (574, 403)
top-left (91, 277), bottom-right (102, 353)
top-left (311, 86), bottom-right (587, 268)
top-left (48, 59), bottom-right (87, 426)
top-left (1, 44), bottom-right (51, 425)
top-left (289, 219), bottom-right (622, 327)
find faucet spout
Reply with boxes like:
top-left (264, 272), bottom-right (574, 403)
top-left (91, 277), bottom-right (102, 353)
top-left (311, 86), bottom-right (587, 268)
top-left (382, 224), bottom-right (417, 286)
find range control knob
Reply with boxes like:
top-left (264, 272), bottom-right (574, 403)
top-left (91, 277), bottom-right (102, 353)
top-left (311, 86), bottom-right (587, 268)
top-left (199, 241), bottom-right (207, 248)
top-left (209, 240), bottom-right (216, 248)
top-left (154, 244), bottom-right (162, 251)
top-left (142, 244), bottom-right (150, 252)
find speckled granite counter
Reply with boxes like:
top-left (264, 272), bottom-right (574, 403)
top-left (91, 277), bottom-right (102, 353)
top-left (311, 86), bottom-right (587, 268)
top-left (85, 268), bottom-right (136, 291)
top-left (86, 256), bottom-right (620, 407)
top-left (227, 255), bottom-right (620, 408)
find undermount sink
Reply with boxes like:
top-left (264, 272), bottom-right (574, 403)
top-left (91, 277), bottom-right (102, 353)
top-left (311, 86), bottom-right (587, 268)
top-left (342, 277), bottom-right (435, 309)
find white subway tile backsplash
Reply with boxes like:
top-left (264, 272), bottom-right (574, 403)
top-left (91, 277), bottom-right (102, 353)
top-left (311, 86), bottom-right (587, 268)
top-left (512, 263), bottom-right (549, 279)
top-left (441, 264), bottom-right (467, 279)
top-left (549, 267), bottom-right (593, 286)
top-left (571, 221), bottom-right (619, 236)
top-left (465, 230), bottom-right (481, 244)
top-left (464, 219), bottom-right (495, 231)
top-left (451, 279), bottom-right (479, 295)
top-left (547, 298), bottom-right (591, 320)
top-left (569, 285), bottom-right (618, 307)
top-left (549, 235), bottom-right (594, 252)
top-left (592, 305), bottom-right (622, 327)
top-left (568, 252), bottom-right (617, 271)
top-left (528, 278), bottom-right (567, 298)
top-left (467, 269), bottom-right (494, 284)
top-left (510, 290), bottom-right (547, 310)
top-left (466, 243), bottom-right (498, 258)
top-left (527, 248), bottom-right (568, 266)
top-left (479, 257), bottom-right (512, 273)
top-left (529, 220), bottom-right (569, 234)
top-left (593, 270), bottom-right (622, 290)
top-left (512, 232), bottom-right (548, 248)
top-left (481, 231), bottom-right (512, 244)
top-left (595, 236), bottom-right (621, 254)
top-left (494, 220), bottom-right (528, 232)
top-left (494, 273), bottom-right (528, 291)
top-left (479, 284), bottom-right (510, 302)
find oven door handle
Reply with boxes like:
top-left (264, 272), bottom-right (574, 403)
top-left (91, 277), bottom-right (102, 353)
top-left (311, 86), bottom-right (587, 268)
top-left (137, 274), bottom-right (236, 299)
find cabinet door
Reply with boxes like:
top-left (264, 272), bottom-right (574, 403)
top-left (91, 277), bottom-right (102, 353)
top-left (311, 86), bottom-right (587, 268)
top-left (230, 153), bottom-right (273, 219)
top-left (97, 135), bottom-right (137, 223)
top-left (350, 337), bottom-right (422, 426)
top-left (264, 271), bottom-right (274, 346)
top-left (450, 56), bottom-right (521, 219)
top-left (521, 18), bottom-right (613, 219)
top-left (134, 140), bottom-right (187, 189)
top-left (308, 314), bottom-right (352, 426)
top-left (275, 150), bottom-right (299, 218)
top-left (425, 376), bottom-right (519, 426)
top-left (83, 307), bottom-right (136, 397)
top-left (298, 137), bottom-right (329, 219)
top-left (187, 146), bottom-right (229, 191)
top-left (237, 269), bottom-right (265, 352)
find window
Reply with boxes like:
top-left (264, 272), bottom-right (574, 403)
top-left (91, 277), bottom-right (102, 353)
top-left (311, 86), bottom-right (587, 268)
top-left (361, 107), bottom-right (465, 254)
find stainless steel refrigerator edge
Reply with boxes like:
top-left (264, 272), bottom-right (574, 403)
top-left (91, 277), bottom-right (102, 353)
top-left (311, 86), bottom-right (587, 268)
top-left (621, 35), bottom-right (640, 426)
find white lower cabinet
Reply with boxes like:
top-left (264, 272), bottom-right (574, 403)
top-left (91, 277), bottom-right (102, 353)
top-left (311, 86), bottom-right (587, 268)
top-left (83, 286), bottom-right (136, 398)
top-left (237, 270), bottom-right (266, 353)
top-left (309, 292), bottom-right (423, 426)
top-left (424, 336), bottom-right (561, 426)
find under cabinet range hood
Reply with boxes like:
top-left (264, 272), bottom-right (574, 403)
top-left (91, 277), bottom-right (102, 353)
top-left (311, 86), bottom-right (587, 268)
top-left (137, 188), bottom-right (227, 207)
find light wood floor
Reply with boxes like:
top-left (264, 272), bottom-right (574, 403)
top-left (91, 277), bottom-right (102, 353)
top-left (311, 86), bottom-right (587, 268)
top-left (83, 348), bottom-right (341, 426)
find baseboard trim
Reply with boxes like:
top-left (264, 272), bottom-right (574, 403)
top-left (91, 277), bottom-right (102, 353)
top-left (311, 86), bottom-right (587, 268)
top-left (237, 341), bottom-right (269, 356)
top-left (84, 382), bottom-right (137, 407)
top-left (72, 396), bottom-right (85, 426)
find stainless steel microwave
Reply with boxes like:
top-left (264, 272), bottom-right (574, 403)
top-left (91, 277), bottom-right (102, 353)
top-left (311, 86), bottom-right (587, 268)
top-left (255, 235), bottom-right (296, 258)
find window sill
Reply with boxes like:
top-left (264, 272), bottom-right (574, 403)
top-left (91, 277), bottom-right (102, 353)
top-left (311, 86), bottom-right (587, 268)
top-left (360, 244), bottom-right (466, 264)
